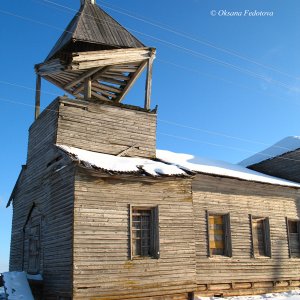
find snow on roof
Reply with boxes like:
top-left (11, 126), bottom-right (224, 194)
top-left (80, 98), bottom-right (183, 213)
top-left (57, 145), bottom-right (300, 187)
top-left (2, 272), bottom-right (34, 300)
top-left (157, 150), bottom-right (300, 188)
top-left (239, 136), bottom-right (300, 167)
top-left (57, 145), bottom-right (187, 177)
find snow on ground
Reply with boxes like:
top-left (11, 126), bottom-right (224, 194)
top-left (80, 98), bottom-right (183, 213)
top-left (239, 136), bottom-right (300, 167)
top-left (196, 290), bottom-right (300, 300)
top-left (0, 287), bottom-right (5, 300)
top-left (2, 271), bottom-right (34, 300)
top-left (157, 150), bottom-right (300, 188)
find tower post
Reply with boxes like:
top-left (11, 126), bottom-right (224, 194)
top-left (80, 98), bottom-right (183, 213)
top-left (35, 75), bottom-right (41, 120)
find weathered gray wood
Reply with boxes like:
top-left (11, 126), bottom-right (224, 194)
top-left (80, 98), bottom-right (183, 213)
top-left (84, 77), bottom-right (92, 100)
top-left (115, 61), bottom-right (147, 103)
top-left (35, 75), bottom-right (41, 120)
top-left (249, 149), bottom-right (300, 184)
top-left (64, 67), bottom-right (102, 90)
top-left (73, 169), bottom-right (195, 299)
top-left (145, 50), bottom-right (156, 110)
top-left (56, 98), bottom-right (157, 158)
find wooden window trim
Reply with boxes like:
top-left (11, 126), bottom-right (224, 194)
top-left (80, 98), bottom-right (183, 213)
top-left (129, 205), bottom-right (159, 260)
top-left (206, 211), bottom-right (232, 258)
top-left (250, 215), bottom-right (271, 258)
top-left (286, 217), bottom-right (300, 259)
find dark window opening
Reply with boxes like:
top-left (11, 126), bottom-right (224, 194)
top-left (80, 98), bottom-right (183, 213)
top-left (287, 219), bottom-right (300, 258)
top-left (129, 206), bottom-right (159, 259)
top-left (250, 216), bottom-right (271, 258)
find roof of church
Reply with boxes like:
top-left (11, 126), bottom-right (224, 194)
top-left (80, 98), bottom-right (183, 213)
top-left (46, 1), bottom-right (145, 61)
top-left (239, 136), bottom-right (300, 167)
top-left (57, 145), bottom-right (300, 188)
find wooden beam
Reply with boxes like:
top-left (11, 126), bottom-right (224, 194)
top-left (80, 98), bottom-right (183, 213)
top-left (115, 61), bottom-right (148, 103)
top-left (84, 77), bottom-right (92, 100)
top-left (35, 75), bottom-right (41, 120)
top-left (64, 67), bottom-right (103, 90)
top-left (145, 50), bottom-right (156, 110)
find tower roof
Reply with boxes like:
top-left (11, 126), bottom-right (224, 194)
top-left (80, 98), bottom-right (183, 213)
top-left (46, 1), bottom-right (145, 61)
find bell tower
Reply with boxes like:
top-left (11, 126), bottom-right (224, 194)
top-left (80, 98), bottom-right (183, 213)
top-left (35, 0), bottom-right (155, 114)
top-left (32, 0), bottom-right (157, 158)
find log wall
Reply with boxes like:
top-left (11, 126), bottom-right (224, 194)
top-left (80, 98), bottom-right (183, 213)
top-left (193, 174), bottom-right (300, 297)
top-left (56, 98), bottom-right (157, 158)
top-left (249, 150), bottom-right (300, 183)
top-left (73, 169), bottom-right (196, 300)
top-left (9, 99), bottom-right (75, 299)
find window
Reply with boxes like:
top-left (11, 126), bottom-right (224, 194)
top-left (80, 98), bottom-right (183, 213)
top-left (129, 206), bottom-right (159, 259)
top-left (286, 218), bottom-right (300, 258)
top-left (250, 216), bottom-right (271, 257)
top-left (207, 212), bottom-right (232, 257)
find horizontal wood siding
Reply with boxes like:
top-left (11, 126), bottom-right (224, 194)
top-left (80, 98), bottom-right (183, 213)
top-left (10, 164), bottom-right (74, 299)
top-left (10, 98), bottom-right (75, 299)
top-left (56, 99), bottom-right (156, 158)
top-left (193, 174), bottom-right (300, 287)
top-left (250, 149), bottom-right (300, 183)
top-left (73, 169), bottom-right (196, 300)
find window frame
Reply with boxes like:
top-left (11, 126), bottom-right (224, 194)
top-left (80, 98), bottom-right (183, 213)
top-left (129, 205), bottom-right (160, 260)
top-left (250, 215), bottom-right (271, 258)
top-left (286, 217), bottom-right (300, 259)
top-left (206, 211), bottom-right (232, 258)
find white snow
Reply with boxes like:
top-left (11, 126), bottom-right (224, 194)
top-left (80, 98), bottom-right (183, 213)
top-left (239, 136), bottom-right (300, 167)
top-left (196, 290), bottom-right (300, 300)
top-left (56, 145), bottom-right (300, 187)
top-left (57, 145), bottom-right (186, 176)
top-left (26, 273), bottom-right (43, 281)
top-left (2, 271), bottom-right (34, 300)
top-left (157, 150), bottom-right (300, 188)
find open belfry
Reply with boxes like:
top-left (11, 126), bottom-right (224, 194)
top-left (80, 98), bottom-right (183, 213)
top-left (35, 0), bottom-right (156, 114)
top-left (7, 0), bottom-right (300, 300)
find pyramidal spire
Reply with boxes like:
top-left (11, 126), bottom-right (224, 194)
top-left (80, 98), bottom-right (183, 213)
top-left (45, 0), bottom-right (144, 61)
top-left (81, 0), bottom-right (95, 5)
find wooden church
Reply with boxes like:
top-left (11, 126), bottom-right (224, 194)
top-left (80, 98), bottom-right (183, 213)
top-left (7, 1), bottom-right (300, 299)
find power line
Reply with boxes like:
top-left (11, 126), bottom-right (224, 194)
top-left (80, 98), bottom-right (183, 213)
top-left (17, 1), bottom-right (299, 94)
top-left (158, 119), bottom-right (295, 151)
top-left (97, 0), bottom-right (300, 81)
top-left (158, 132), bottom-right (300, 164)
top-left (0, 78), bottom-right (297, 152)
top-left (156, 58), bottom-right (300, 107)
top-left (1, 95), bottom-right (300, 164)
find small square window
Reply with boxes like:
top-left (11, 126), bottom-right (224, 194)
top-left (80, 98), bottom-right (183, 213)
top-left (207, 212), bottom-right (232, 257)
top-left (129, 206), bottom-right (159, 259)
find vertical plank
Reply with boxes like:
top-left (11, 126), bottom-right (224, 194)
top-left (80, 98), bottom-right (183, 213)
top-left (153, 205), bottom-right (160, 259)
top-left (129, 204), bottom-right (133, 260)
top-left (224, 213), bottom-right (232, 257)
top-left (206, 210), bottom-right (211, 257)
top-left (84, 77), bottom-right (92, 100)
top-left (144, 49), bottom-right (155, 110)
top-left (286, 217), bottom-right (291, 258)
top-left (249, 214), bottom-right (255, 258)
top-left (35, 75), bottom-right (41, 120)
top-left (264, 217), bottom-right (272, 257)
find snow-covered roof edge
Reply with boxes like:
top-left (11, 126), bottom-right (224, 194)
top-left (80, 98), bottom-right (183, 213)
top-left (157, 150), bottom-right (300, 188)
top-left (57, 145), bottom-right (188, 177)
top-left (239, 136), bottom-right (300, 167)
top-left (57, 145), bottom-right (300, 188)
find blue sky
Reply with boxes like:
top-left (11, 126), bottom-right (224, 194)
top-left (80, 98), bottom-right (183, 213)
top-left (0, 0), bottom-right (300, 272)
